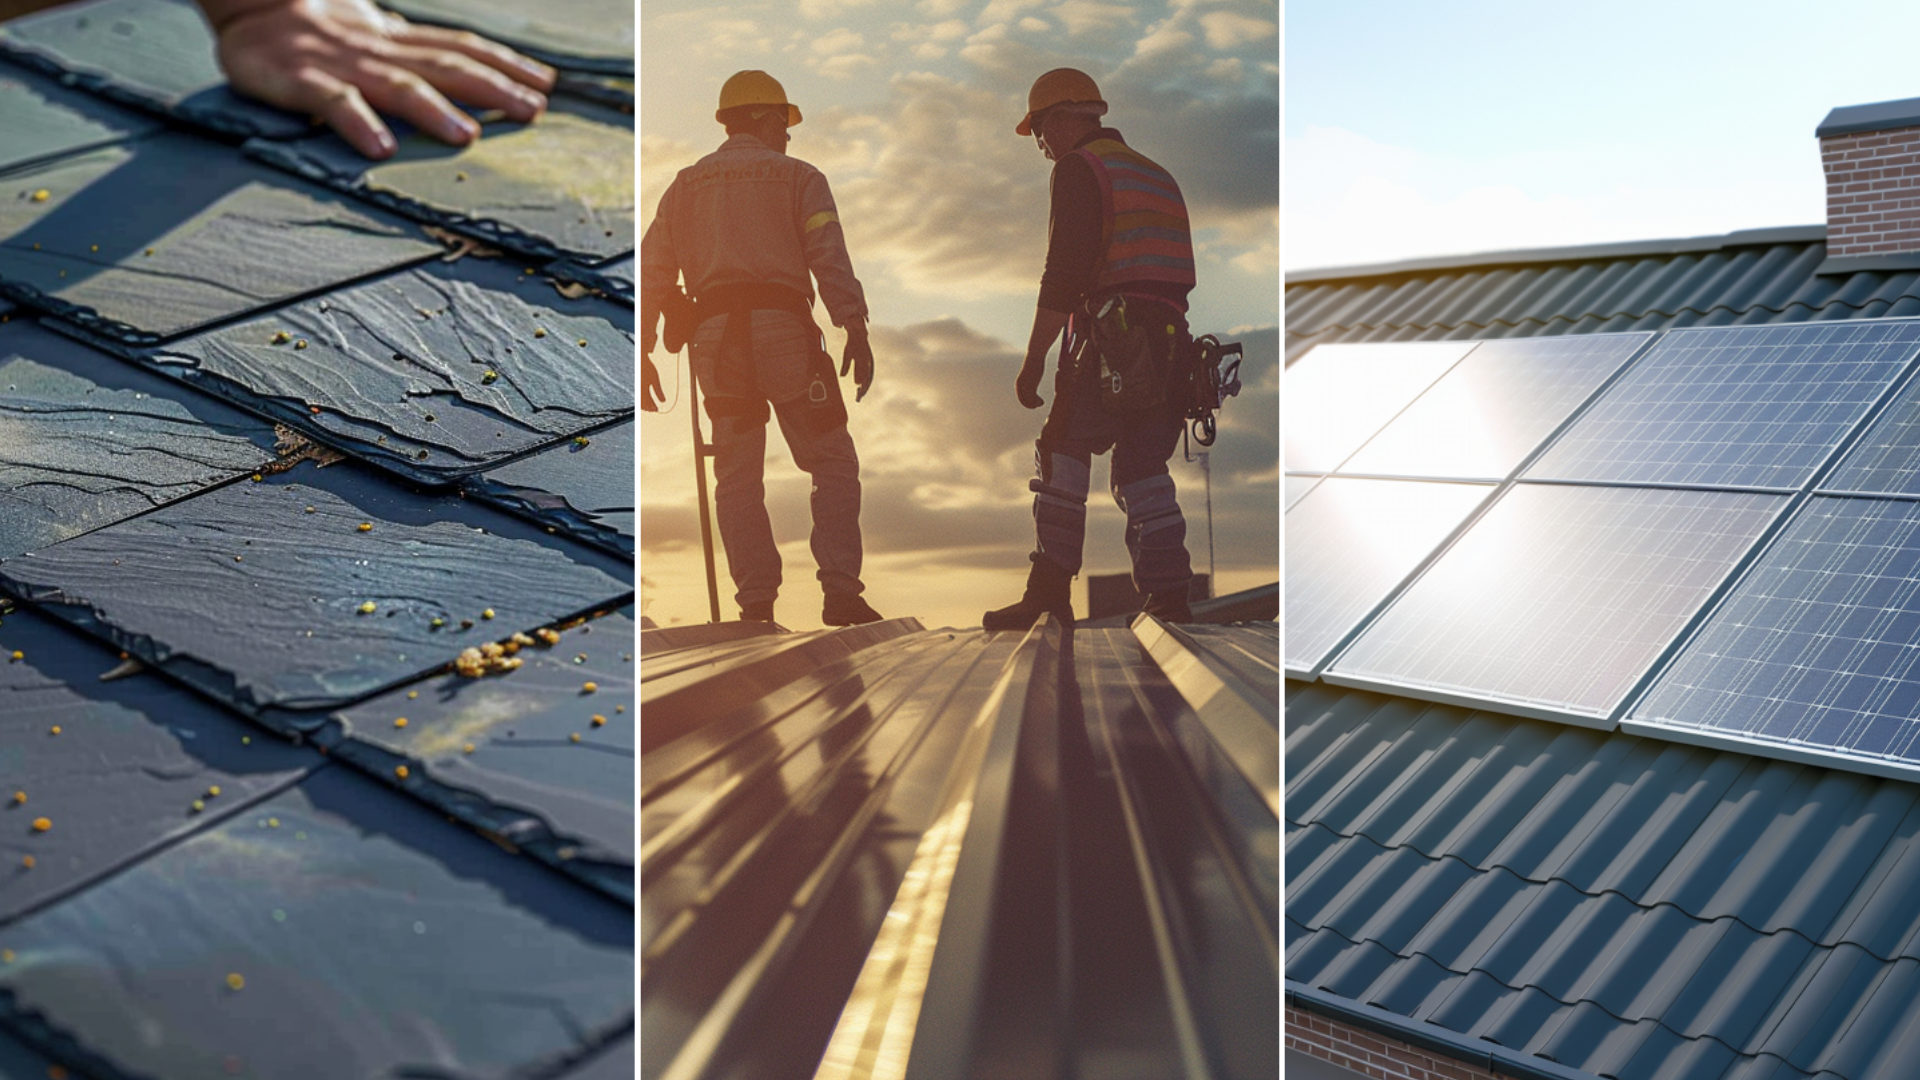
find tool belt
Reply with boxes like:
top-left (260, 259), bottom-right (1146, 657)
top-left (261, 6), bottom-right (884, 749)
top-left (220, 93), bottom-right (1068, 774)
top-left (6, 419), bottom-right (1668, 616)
top-left (1081, 293), bottom-right (1185, 415)
top-left (688, 283), bottom-right (845, 433)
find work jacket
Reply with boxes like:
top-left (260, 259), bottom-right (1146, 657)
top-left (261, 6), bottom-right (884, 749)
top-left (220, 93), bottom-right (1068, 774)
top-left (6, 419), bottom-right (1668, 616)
top-left (1038, 127), bottom-right (1195, 316)
top-left (640, 134), bottom-right (867, 348)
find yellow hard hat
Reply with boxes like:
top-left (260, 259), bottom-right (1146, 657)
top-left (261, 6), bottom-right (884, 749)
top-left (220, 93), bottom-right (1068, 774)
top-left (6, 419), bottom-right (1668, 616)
top-left (716, 70), bottom-right (802, 127)
top-left (1016, 68), bottom-right (1104, 136)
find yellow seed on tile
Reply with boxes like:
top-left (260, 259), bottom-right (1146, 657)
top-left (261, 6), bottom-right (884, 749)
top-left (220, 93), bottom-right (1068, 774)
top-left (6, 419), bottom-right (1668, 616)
top-left (89, 244), bottom-right (98, 253)
top-left (29, 189), bottom-right (49, 202)
top-left (463, 743), bottom-right (475, 754)
top-left (574, 436), bottom-right (590, 447)
top-left (226, 973), bottom-right (245, 991)
top-left (394, 717), bottom-right (408, 729)
top-left (395, 765), bottom-right (410, 779)
top-left (251, 474), bottom-right (263, 482)
top-left (234, 555), bottom-right (243, 563)
top-left (407, 690), bottom-right (419, 699)
top-left (430, 618), bottom-right (445, 629)
top-left (615, 705), bottom-right (625, 714)
top-left (47, 726), bottom-right (59, 736)
top-left (241, 736), bottom-right (251, 745)
top-left (305, 505), bottom-right (316, 513)
top-left (570, 733), bottom-right (582, 743)
top-left (191, 800), bottom-right (204, 812)
top-left (272, 331), bottom-right (290, 344)
top-left (357, 522), bottom-right (373, 532)
top-left (30, 817), bottom-right (49, 832)
top-left (481, 370), bottom-right (498, 384)
top-left (481, 608), bottom-right (495, 620)
top-left (10, 792), bottom-right (22, 805)
top-left (358, 601), bottom-right (377, 614)
top-left (582, 681), bottom-right (598, 694)
top-left (19, 856), bottom-right (31, 870)
top-left (267, 818), bottom-right (279, 828)
top-left (533, 327), bottom-right (547, 338)
top-left (207, 786), bottom-right (221, 797)
top-left (576, 338), bottom-right (588, 347)
top-left (9, 651), bottom-right (22, 662)
top-left (293, 339), bottom-right (308, 350)
top-left (144, 248), bottom-right (154, 256)
top-left (590, 714), bottom-right (605, 727)
top-left (455, 171), bottom-right (468, 182)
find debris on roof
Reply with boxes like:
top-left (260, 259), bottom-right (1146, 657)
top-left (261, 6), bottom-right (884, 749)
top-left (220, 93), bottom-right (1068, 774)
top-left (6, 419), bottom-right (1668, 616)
top-left (642, 612), bottom-right (1279, 1079)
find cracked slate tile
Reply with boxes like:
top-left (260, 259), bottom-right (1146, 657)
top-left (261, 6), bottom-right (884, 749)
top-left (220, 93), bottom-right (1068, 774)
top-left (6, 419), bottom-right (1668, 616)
top-left (330, 611), bottom-right (636, 868)
top-left (0, 601), bottom-right (319, 923)
top-left (379, 0), bottom-right (633, 74)
top-left (0, 136), bottom-right (439, 344)
top-left (0, 0), bottom-right (309, 139)
top-left (0, 462), bottom-right (632, 717)
top-left (548, 252), bottom-right (634, 307)
top-left (248, 97), bottom-right (635, 262)
top-left (0, 766), bottom-right (632, 1080)
top-left (0, 65), bottom-right (158, 174)
top-left (0, 320), bottom-right (278, 560)
top-left (464, 418), bottom-right (634, 556)
top-left (151, 256), bottom-right (635, 482)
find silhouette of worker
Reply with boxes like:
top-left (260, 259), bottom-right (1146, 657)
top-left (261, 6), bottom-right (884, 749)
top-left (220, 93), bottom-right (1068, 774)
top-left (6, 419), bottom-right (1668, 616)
top-left (1, 0), bottom-right (558, 159)
top-left (639, 71), bottom-right (883, 628)
top-left (984, 68), bottom-right (1198, 631)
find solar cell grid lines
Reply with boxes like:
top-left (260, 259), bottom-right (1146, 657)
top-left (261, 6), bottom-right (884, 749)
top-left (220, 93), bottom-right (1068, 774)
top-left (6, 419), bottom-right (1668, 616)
top-left (1328, 483), bottom-right (1788, 723)
top-left (1283, 340), bottom-right (1475, 473)
top-left (1340, 332), bottom-right (1653, 481)
top-left (1634, 496), bottom-right (1920, 767)
top-left (1825, 368), bottom-right (1920, 495)
top-left (1525, 321), bottom-right (1920, 490)
top-left (1283, 477), bottom-right (1492, 675)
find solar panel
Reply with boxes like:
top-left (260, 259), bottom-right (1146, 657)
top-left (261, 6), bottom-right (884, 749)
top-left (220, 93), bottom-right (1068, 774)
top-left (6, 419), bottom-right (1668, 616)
top-left (1341, 332), bottom-right (1653, 480)
top-left (1283, 341), bottom-right (1476, 473)
top-left (1630, 496), bottom-right (1920, 771)
top-left (1285, 475), bottom-right (1320, 510)
top-left (1283, 477), bottom-right (1493, 676)
top-left (1526, 321), bottom-right (1920, 490)
top-left (1824, 368), bottom-right (1920, 494)
top-left (1326, 484), bottom-right (1788, 723)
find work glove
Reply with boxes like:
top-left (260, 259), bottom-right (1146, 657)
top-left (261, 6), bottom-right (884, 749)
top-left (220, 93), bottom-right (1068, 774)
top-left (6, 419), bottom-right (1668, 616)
top-left (642, 355), bottom-right (665, 412)
top-left (841, 327), bottom-right (874, 402)
top-left (1015, 358), bottom-right (1045, 410)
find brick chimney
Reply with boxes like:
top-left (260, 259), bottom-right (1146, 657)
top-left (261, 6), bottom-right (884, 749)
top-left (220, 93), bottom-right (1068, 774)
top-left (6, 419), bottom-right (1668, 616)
top-left (1820, 96), bottom-right (1920, 272)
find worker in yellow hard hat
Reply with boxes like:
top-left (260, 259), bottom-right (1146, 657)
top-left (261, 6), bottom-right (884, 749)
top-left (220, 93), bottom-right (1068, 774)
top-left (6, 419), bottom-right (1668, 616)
top-left (984, 67), bottom-right (1199, 630)
top-left (640, 70), bottom-right (883, 627)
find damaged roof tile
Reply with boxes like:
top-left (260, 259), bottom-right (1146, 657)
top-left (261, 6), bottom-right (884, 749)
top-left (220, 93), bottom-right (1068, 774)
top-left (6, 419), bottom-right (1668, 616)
top-left (464, 419), bottom-right (634, 556)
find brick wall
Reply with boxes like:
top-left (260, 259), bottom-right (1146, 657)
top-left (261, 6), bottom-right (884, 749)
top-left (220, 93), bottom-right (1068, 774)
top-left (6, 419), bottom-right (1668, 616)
top-left (1286, 1004), bottom-right (1497, 1080)
top-left (1823, 125), bottom-right (1920, 258)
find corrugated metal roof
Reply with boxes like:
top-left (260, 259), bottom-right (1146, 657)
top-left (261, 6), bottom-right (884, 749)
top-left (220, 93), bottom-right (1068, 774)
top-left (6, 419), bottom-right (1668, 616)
top-left (1286, 679), bottom-right (1920, 1080)
top-left (641, 612), bottom-right (1280, 1080)
top-left (1283, 230), bottom-right (1920, 365)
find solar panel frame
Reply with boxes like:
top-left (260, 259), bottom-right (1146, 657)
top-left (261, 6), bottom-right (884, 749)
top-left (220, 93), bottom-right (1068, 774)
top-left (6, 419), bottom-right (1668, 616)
top-left (1283, 476), bottom-right (1496, 679)
top-left (1524, 320), bottom-right (1920, 491)
top-left (1625, 493), bottom-right (1920, 776)
top-left (1322, 482), bottom-right (1793, 727)
top-left (1338, 331), bottom-right (1657, 483)
top-left (1284, 475), bottom-right (1321, 510)
top-left (1283, 341), bottom-right (1478, 474)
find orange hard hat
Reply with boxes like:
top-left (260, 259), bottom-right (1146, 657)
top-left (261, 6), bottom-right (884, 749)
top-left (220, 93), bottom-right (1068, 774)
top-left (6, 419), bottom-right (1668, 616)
top-left (717, 70), bottom-right (802, 127)
top-left (1016, 68), bottom-right (1105, 136)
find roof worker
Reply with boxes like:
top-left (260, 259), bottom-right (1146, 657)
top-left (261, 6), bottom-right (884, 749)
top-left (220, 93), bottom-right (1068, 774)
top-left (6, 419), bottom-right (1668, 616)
top-left (201, 0), bottom-right (556, 158)
top-left (983, 68), bottom-right (1198, 631)
top-left (640, 70), bottom-right (883, 627)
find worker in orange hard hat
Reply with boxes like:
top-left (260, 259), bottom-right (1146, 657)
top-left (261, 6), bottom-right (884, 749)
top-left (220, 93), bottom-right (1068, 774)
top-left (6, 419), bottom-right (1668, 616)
top-left (984, 67), bottom-right (1199, 630)
top-left (640, 70), bottom-right (883, 628)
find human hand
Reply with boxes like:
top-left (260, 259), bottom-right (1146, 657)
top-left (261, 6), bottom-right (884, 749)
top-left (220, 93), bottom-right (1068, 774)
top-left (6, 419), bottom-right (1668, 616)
top-left (1015, 358), bottom-right (1045, 409)
top-left (203, 0), bottom-right (556, 160)
top-left (642, 355), bottom-right (665, 412)
top-left (840, 324), bottom-right (874, 402)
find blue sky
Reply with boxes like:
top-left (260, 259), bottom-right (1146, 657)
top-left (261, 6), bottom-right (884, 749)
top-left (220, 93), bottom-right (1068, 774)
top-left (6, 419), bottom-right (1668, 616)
top-left (640, 0), bottom-right (1279, 629)
top-left (1287, 1), bottom-right (1920, 270)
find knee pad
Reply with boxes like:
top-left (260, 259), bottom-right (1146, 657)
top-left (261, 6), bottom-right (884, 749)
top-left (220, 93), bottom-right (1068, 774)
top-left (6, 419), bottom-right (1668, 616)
top-left (1116, 474), bottom-right (1183, 538)
top-left (1029, 445), bottom-right (1091, 503)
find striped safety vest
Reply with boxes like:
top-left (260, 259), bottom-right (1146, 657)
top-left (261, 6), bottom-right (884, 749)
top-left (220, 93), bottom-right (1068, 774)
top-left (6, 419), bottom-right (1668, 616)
top-left (1071, 137), bottom-right (1197, 305)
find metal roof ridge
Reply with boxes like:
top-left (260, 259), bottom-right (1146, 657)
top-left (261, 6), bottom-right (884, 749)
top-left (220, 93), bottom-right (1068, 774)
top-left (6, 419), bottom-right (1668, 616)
top-left (1283, 292), bottom-right (1920, 344)
top-left (1285, 226), bottom-right (1828, 286)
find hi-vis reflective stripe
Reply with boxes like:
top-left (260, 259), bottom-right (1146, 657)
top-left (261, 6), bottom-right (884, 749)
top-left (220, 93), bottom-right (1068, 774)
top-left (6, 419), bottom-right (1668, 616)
top-left (1073, 137), bottom-right (1195, 299)
top-left (804, 210), bottom-right (840, 233)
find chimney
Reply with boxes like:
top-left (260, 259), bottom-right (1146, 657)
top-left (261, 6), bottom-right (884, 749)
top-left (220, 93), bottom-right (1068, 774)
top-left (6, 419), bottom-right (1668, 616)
top-left (1819, 96), bottom-right (1920, 273)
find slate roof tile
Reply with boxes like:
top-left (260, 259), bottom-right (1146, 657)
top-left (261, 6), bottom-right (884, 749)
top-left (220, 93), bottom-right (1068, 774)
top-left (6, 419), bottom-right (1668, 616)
top-left (464, 417), bottom-right (635, 556)
top-left (0, 65), bottom-right (156, 173)
top-left (380, 0), bottom-right (634, 75)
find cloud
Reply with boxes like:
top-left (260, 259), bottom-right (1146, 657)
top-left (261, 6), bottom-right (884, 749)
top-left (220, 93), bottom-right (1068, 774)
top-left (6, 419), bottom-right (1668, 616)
top-left (1198, 10), bottom-right (1274, 49)
top-left (1018, 16), bottom-right (1051, 32)
top-left (979, 0), bottom-right (1047, 24)
top-left (812, 27), bottom-right (866, 54)
top-left (800, 0), bottom-right (877, 18)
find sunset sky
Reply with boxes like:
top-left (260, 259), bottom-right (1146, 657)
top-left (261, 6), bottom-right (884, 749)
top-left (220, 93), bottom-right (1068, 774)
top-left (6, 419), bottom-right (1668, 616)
top-left (639, 0), bottom-right (1279, 629)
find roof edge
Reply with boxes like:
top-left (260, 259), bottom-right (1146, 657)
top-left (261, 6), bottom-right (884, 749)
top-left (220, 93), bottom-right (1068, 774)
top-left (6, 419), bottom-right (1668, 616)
top-left (1818, 96), bottom-right (1920, 138)
top-left (1286, 983), bottom-right (1604, 1080)
top-left (1284, 225), bottom-right (1828, 286)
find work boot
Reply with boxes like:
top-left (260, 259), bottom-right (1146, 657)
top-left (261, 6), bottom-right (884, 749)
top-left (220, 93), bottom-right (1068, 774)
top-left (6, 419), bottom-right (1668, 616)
top-left (740, 601), bottom-right (775, 622)
top-left (823, 593), bottom-right (884, 626)
top-left (982, 558), bottom-right (1074, 632)
top-left (1142, 591), bottom-right (1192, 623)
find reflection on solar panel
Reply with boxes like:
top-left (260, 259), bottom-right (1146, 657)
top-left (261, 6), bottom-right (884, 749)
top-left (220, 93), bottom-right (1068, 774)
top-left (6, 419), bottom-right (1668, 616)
top-left (1284, 475), bottom-right (1319, 510)
top-left (1631, 496), bottom-right (1920, 770)
top-left (1825, 369), bottom-right (1920, 495)
top-left (1527, 321), bottom-right (1920, 489)
top-left (1328, 484), bottom-right (1786, 723)
top-left (1283, 341), bottom-right (1475, 473)
top-left (1283, 477), bottom-right (1492, 675)
top-left (1342, 332), bottom-right (1653, 480)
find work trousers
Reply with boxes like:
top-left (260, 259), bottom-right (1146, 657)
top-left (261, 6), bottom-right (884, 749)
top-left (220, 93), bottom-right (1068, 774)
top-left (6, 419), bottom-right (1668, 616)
top-left (1029, 360), bottom-right (1194, 597)
top-left (690, 310), bottom-right (864, 609)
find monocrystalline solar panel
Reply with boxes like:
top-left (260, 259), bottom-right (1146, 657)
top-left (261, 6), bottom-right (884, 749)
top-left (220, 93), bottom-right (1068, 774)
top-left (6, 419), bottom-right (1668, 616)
top-left (1326, 484), bottom-right (1788, 723)
top-left (1283, 477), bottom-right (1493, 675)
top-left (1284, 341), bottom-right (1476, 473)
top-left (1824, 370), bottom-right (1920, 494)
top-left (1341, 332), bottom-right (1653, 480)
top-left (1526, 321), bottom-right (1920, 490)
top-left (1631, 496), bottom-right (1920, 770)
